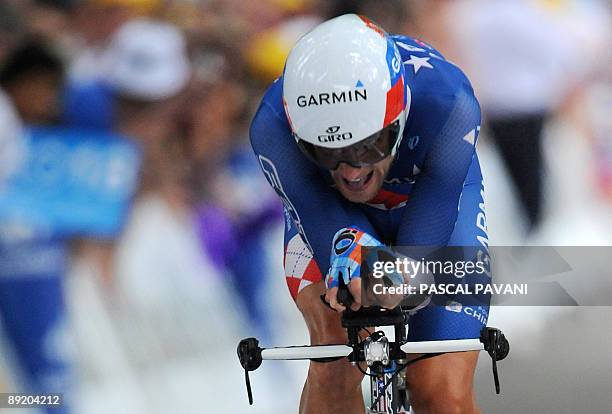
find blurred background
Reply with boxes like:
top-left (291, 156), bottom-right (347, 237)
top-left (0, 0), bottom-right (610, 413)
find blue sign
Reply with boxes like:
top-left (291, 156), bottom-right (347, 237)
top-left (0, 127), bottom-right (141, 238)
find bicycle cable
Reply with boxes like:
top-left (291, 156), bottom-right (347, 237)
top-left (369, 352), bottom-right (443, 411)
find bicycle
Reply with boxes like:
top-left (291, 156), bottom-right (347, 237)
top-left (238, 284), bottom-right (509, 413)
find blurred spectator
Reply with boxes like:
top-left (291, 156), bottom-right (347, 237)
top-left (0, 11), bottom-right (141, 413)
top-left (0, 43), bottom-right (72, 413)
top-left (104, 19), bottom-right (190, 102)
top-left (104, 18), bottom-right (190, 196)
top-left (0, 39), bottom-right (64, 125)
top-left (99, 17), bottom-right (216, 305)
top-left (181, 63), bottom-right (283, 340)
top-left (100, 18), bottom-right (246, 377)
top-left (62, 0), bottom-right (161, 130)
top-left (403, 0), bottom-right (569, 233)
top-left (445, 0), bottom-right (609, 233)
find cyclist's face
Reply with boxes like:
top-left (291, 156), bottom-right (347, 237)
top-left (331, 155), bottom-right (394, 203)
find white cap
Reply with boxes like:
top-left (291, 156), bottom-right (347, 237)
top-left (103, 19), bottom-right (191, 101)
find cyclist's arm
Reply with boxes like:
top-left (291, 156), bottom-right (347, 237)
top-left (396, 83), bottom-right (481, 246)
top-left (250, 88), bottom-right (377, 273)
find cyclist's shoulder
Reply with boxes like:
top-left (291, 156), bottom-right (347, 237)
top-left (250, 77), bottom-right (292, 148)
top-left (391, 34), bottom-right (474, 101)
top-left (256, 77), bottom-right (286, 121)
top-left (391, 35), bottom-right (479, 136)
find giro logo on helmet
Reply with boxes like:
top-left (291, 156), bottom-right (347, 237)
top-left (318, 126), bottom-right (353, 143)
top-left (296, 89), bottom-right (368, 108)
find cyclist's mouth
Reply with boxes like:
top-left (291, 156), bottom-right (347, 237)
top-left (342, 171), bottom-right (374, 192)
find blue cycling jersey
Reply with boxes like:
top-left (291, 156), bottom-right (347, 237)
top-left (251, 34), bottom-right (483, 264)
top-left (251, 34), bottom-right (490, 341)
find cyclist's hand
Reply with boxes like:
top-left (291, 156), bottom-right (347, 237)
top-left (324, 278), bottom-right (362, 312)
top-left (324, 227), bottom-right (383, 312)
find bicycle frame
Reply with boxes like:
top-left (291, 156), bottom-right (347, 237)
top-left (238, 304), bottom-right (509, 413)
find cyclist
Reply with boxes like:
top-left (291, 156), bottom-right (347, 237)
top-left (250, 14), bottom-right (489, 414)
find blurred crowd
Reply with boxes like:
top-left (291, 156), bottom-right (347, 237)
top-left (0, 0), bottom-right (610, 413)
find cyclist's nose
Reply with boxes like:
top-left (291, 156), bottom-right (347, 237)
top-left (336, 163), bottom-right (368, 180)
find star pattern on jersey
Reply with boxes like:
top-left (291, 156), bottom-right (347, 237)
top-left (404, 55), bottom-right (434, 74)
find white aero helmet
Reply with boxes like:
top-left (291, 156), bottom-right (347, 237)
top-left (283, 14), bottom-right (410, 170)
